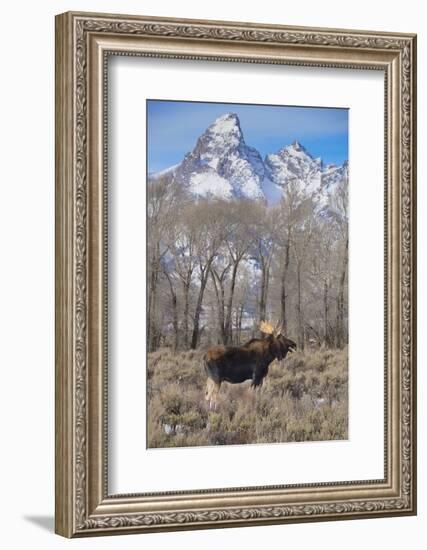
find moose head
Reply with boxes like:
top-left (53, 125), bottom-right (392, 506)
top-left (259, 320), bottom-right (297, 361)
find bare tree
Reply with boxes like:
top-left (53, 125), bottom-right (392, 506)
top-left (161, 259), bottom-right (179, 351)
top-left (224, 201), bottom-right (256, 343)
top-left (210, 254), bottom-right (231, 344)
top-left (190, 201), bottom-right (229, 349)
top-left (147, 172), bottom-right (348, 352)
top-left (250, 203), bottom-right (278, 325)
top-left (308, 219), bottom-right (336, 345)
top-left (276, 181), bottom-right (305, 326)
top-left (147, 176), bottom-right (178, 351)
top-left (291, 197), bottom-right (316, 348)
top-left (331, 179), bottom-right (349, 348)
top-left (166, 209), bottom-right (198, 348)
top-left (336, 236), bottom-right (348, 348)
top-left (210, 201), bottom-right (256, 344)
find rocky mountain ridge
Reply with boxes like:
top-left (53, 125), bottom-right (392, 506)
top-left (149, 113), bottom-right (348, 209)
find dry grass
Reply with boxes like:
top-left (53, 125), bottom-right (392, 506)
top-left (147, 347), bottom-right (348, 448)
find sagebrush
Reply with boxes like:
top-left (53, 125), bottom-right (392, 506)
top-left (147, 346), bottom-right (348, 448)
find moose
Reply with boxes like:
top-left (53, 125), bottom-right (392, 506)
top-left (204, 321), bottom-right (297, 409)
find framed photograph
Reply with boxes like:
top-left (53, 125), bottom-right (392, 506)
top-left (55, 11), bottom-right (417, 537)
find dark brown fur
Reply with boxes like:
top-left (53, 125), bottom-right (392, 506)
top-left (204, 333), bottom-right (296, 407)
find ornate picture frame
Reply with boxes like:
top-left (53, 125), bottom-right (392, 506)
top-left (55, 11), bottom-right (417, 537)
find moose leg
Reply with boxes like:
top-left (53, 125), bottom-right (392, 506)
top-left (205, 378), bottom-right (221, 410)
top-left (211, 380), bottom-right (221, 410)
top-left (251, 374), bottom-right (264, 389)
top-left (251, 363), bottom-right (267, 390)
top-left (205, 378), bottom-right (214, 404)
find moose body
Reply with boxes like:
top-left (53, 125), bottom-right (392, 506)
top-left (204, 322), bottom-right (296, 409)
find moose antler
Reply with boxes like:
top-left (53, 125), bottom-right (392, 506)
top-left (259, 320), bottom-right (275, 335)
top-left (275, 321), bottom-right (286, 336)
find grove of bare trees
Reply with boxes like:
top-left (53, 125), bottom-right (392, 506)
top-left (147, 176), bottom-right (348, 352)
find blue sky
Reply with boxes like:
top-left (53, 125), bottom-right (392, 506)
top-left (147, 100), bottom-right (348, 173)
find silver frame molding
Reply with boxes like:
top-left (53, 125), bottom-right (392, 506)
top-left (55, 11), bottom-right (417, 538)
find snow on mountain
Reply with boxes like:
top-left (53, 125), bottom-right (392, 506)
top-left (171, 113), bottom-right (265, 200)
top-left (265, 141), bottom-right (348, 216)
top-left (148, 163), bottom-right (179, 181)
top-left (265, 140), bottom-right (323, 196)
top-left (261, 175), bottom-right (283, 204)
top-left (322, 160), bottom-right (349, 192)
top-left (188, 172), bottom-right (233, 199)
top-left (149, 114), bottom-right (348, 209)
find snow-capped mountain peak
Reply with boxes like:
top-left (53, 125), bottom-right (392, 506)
top-left (148, 114), bottom-right (347, 209)
top-left (171, 113), bottom-right (265, 200)
top-left (191, 113), bottom-right (244, 171)
top-left (265, 140), bottom-right (323, 196)
top-left (207, 112), bottom-right (243, 141)
top-left (287, 140), bottom-right (309, 154)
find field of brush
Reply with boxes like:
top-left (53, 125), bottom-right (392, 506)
top-left (147, 347), bottom-right (348, 448)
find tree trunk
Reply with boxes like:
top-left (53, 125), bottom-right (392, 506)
top-left (323, 278), bottom-right (329, 346)
top-left (210, 269), bottom-right (226, 344)
top-left (224, 260), bottom-right (240, 344)
top-left (237, 303), bottom-right (244, 345)
top-left (171, 293), bottom-right (178, 351)
top-left (336, 237), bottom-right (349, 348)
top-left (259, 258), bottom-right (271, 324)
top-left (182, 279), bottom-right (190, 348)
top-left (163, 268), bottom-right (179, 351)
top-left (191, 259), bottom-right (214, 349)
top-left (280, 240), bottom-right (290, 326)
top-left (296, 262), bottom-right (304, 349)
top-left (147, 246), bottom-right (160, 352)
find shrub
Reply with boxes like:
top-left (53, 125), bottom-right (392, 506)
top-left (147, 347), bottom-right (348, 448)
